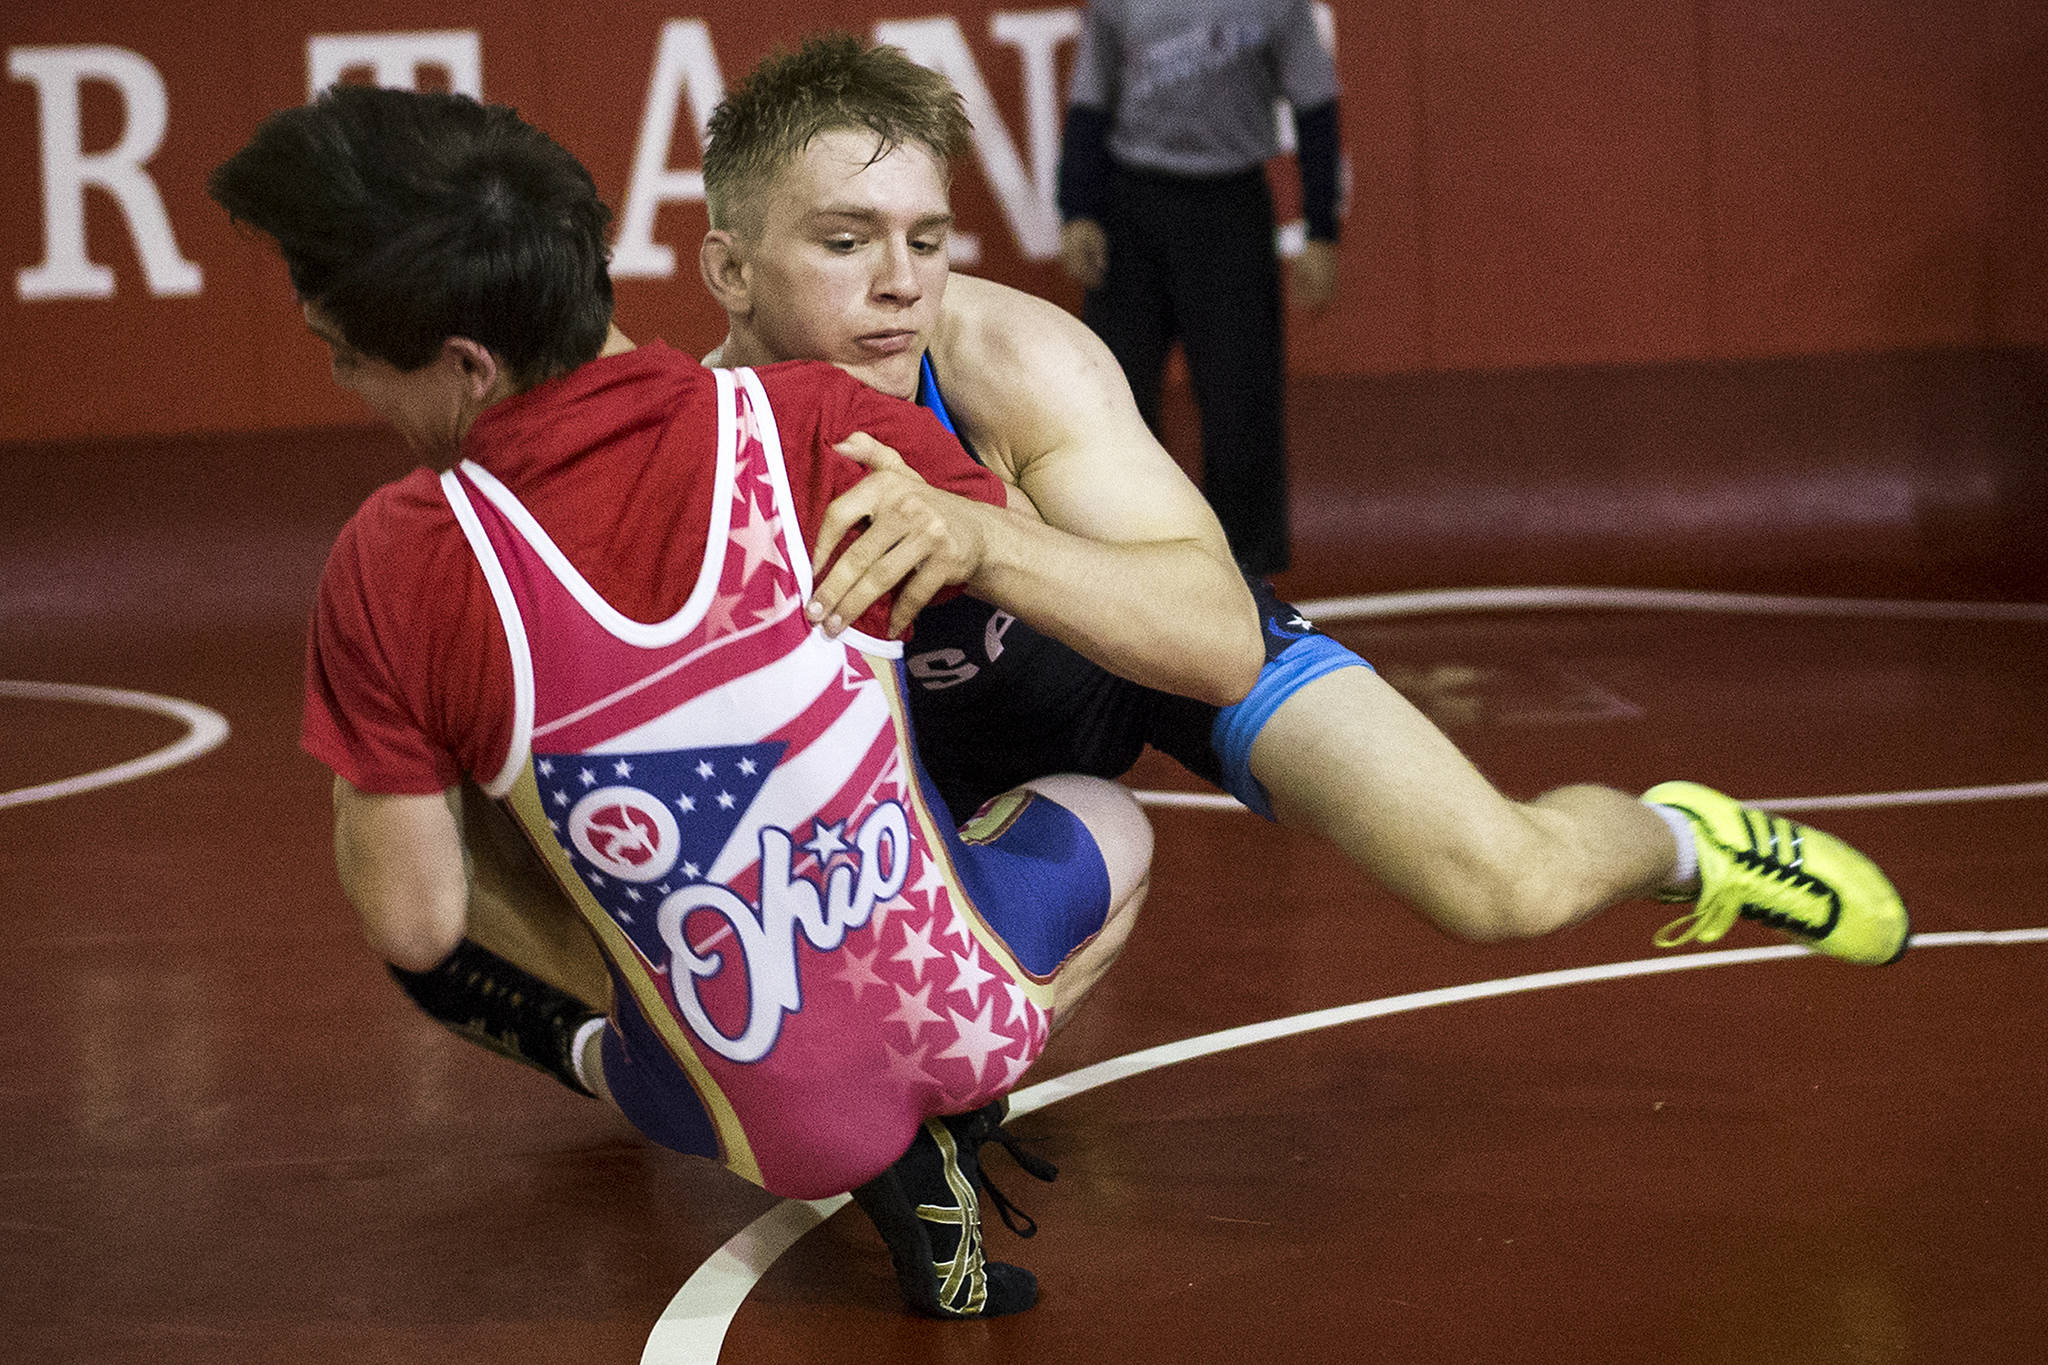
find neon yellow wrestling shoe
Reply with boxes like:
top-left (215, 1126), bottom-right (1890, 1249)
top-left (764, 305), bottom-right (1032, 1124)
top-left (1645, 781), bottom-right (1909, 965)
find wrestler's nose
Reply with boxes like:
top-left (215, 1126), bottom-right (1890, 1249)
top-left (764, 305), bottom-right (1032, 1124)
top-left (872, 238), bottom-right (922, 305)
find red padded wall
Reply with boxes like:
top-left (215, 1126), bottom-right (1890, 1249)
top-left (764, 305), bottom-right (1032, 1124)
top-left (3, 1), bottom-right (2043, 442)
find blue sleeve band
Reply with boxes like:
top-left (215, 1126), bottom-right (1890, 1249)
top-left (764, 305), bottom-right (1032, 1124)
top-left (1210, 633), bottom-right (1371, 820)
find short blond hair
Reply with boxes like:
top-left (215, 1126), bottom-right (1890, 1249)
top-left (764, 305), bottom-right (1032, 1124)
top-left (703, 33), bottom-right (971, 237)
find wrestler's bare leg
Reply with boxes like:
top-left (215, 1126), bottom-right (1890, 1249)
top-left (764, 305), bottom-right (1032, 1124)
top-left (1249, 666), bottom-right (1678, 941)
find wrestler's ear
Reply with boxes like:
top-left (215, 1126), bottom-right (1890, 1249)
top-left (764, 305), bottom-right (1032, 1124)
top-left (700, 229), bottom-right (752, 319)
top-left (442, 336), bottom-right (503, 402)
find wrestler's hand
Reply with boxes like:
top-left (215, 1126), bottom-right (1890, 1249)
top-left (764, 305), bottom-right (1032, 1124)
top-left (809, 432), bottom-right (991, 639)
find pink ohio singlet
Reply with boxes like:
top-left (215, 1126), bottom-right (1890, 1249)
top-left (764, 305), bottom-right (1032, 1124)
top-left (438, 367), bottom-right (1105, 1199)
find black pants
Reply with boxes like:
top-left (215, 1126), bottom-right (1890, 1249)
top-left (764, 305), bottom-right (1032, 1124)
top-left (1083, 164), bottom-right (1290, 575)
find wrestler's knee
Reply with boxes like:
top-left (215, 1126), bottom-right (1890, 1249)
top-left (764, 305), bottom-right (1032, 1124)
top-left (1411, 808), bottom-right (1601, 943)
top-left (1049, 872), bottom-right (1148, 1025)
top-left (1423, 869), bottom-right (1570, 944)
top-left (1015, 773), bottom-right (1153, 906)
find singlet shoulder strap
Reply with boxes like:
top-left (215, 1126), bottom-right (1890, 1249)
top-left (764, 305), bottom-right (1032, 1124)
top-left (729, 366), bottom-right (903, 660)
top-left (438, 468), bottom-right (535, 797)
top-left (916, 351), bottom-right (983, 468)
top-left (454, 447), bottom-right (734, 649)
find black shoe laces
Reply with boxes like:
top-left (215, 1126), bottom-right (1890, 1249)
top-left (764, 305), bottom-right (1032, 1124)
top-left (968, 1119), bottom-right (1059, 1238)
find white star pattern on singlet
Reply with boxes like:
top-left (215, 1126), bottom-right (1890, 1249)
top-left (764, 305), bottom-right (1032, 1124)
top-left (703, 591), bottom-right (744, 636)
top-left (833, 942), bottom-right (888, 1002)
top-left (941, 905), bottom-right (977, 951)
top-left (936, 997), bottom-right (1011, 1084)
top-left (884, 979), bottom-right (943, 1042)
top-left (801, 817), bottom-right (1046, 1092)
top-left (907, 851), bottom-right (949, 910)
top-left (877, 908), bottom-right (1041, 1084)
top-left (727, 495), bottom-right (787, 585)
top-left (803, 818), bottom-right (850, 863)
top-left (752, 582), bottom-right (801, 627)
top-left (892, 918), bottom-right (945, 981)
top-left (947, 943), bottom-right (996, 1007)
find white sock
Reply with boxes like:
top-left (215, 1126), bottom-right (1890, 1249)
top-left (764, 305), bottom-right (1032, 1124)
top-left (570, 1015), bottom-right (608, 1094)
top-left (1649, 802), bottom-right (1701, 898)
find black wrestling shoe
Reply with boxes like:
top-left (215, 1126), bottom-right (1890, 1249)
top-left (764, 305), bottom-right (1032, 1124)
top-left (387, 938), bottom-right (601, 1097)
top-left (850, 1100), bottom-right (1057, 1318)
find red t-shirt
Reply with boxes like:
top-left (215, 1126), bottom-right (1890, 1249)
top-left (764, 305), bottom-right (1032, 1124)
top-left (302, 342), bottom-right (1005, 796)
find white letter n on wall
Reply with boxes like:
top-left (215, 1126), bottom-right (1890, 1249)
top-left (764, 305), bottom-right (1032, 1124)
top-left (874, 15), bottom-right (1075, 262)
top-left (10, 45), bottom-right (203, 300)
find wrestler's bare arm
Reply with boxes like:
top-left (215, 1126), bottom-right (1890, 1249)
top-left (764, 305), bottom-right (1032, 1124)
top-left (332, 776), bottom-right (470, 973)
top-left (916, 276), bottom-right (1264, 704)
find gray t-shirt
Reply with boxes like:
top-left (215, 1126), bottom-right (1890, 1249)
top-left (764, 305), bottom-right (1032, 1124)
top-left (1068, 0), bottom-right (1339, 177)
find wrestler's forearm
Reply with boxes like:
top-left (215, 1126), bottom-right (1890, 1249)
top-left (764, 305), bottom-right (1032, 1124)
top-left (967, 508), bottom-right (1263, 706)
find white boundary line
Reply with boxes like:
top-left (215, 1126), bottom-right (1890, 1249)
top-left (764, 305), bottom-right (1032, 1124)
top-left (1294, 585), bottom-right (2048, 623)
top-left (643, 585), bottom-right (2048, 1362)
top-left (643, 929), bottom-right (2048, 1364)
top-left (0, 680), bottom-right (230, 810)
top-left (1134, 780), bottom-right (2048, 815)
top-left (1133, 587), bottom-right (2048, 814)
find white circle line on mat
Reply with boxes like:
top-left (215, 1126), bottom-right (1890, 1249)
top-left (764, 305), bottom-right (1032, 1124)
top-left (1294, 584), bottom-right (2048, 624)
top-left (1132, 780), bottom-right (2048, 814)
top-left (1132, 585), bottom-right (2048, 816)
top-left (0, 680), bottom-right (230, 810)
top-left (641, 928), bottom-right (2048, 1364)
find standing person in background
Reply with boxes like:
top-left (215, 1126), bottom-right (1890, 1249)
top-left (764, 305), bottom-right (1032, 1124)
top-left (1055, 0), bottom-right (1343, 577)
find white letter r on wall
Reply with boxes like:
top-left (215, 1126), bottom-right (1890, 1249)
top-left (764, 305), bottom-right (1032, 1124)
top-left (10, 45), bottom-right (203, 301)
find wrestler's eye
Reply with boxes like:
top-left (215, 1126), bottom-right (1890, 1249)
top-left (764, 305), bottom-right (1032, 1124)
top-left (824, 235), bottom-right (862, 253)
top-left (910, 236), bottom-right (944, 255)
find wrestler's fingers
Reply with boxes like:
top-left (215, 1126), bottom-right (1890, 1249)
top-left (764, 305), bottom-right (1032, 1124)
top-left (834, 433), bottom-right (917, 477)
top-left (818, 534), bottom-right (930, 637)
top-left (811, 439), bottom-right (923, 577)
top-left (811, 491), bottom-right (947, 629)
top-left (887, 558), bottom-right (956, 639)
top-left (810, 479), bottom-right (883, 580)
top-left (809, 517), bottom-right (899, 629)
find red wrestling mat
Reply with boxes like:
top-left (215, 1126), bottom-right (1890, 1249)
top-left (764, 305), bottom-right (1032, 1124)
top-left (3, 364), bottom-right (2043, 1363)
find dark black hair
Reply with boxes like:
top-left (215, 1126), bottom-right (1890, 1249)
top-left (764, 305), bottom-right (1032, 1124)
top-left (209, 84), bottom-right (613, 388)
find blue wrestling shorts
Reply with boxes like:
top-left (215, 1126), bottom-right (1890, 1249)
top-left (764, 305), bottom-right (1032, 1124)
top-left (915, 750), bottom-right (1112, 977)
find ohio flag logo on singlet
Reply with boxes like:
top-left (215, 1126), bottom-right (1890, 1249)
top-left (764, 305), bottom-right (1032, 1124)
top-left (538, 738), bottom-right (931, 1066)
top-left (541, 742), bottom-right (784, 966)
